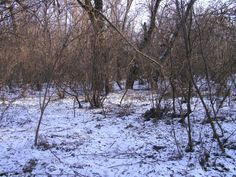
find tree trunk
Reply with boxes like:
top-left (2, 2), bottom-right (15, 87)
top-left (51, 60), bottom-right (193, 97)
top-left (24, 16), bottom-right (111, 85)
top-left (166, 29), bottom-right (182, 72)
top-left (77, 0), bottom-right (105, 107)
top-left (126, 0), bottom-right (161, 89)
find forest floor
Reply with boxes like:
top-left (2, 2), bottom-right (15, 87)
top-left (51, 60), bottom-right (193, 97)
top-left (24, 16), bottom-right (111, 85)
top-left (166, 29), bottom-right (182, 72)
top-left (0, 85), bottom-right (236, 177)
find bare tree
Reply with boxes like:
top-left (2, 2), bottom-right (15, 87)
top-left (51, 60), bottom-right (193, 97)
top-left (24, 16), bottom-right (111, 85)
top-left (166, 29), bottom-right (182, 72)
top-left (76, 0), bottom-right (107, 107)
top-left (126, 0), bottom-right (162, 89)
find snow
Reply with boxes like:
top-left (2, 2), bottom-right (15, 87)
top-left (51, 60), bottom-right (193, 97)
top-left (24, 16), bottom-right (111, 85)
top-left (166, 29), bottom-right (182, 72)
top-left (0, 88), bottom-right (236, 176)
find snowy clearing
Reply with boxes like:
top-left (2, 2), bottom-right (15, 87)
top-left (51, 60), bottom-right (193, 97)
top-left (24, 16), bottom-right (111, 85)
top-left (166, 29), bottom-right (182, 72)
top-left (0, 89), bottom-right (236, 177)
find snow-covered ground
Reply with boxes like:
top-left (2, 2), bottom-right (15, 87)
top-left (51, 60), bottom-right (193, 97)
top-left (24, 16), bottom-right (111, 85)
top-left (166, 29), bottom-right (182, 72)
top-left (0, 88), bottom-right (236, 176)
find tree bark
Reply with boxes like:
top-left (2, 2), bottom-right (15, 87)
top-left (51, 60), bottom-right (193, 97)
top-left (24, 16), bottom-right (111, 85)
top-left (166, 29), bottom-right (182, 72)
top-left (126, 0), bottom-right (161, 89)
top-left (77, 0), bottom-right (105, 107)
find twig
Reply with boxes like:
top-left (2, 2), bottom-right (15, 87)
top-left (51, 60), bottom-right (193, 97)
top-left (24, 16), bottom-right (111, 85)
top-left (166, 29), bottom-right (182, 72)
top-left (120, 89), bottom-right (129, 106)
top-left (108, 159), bottom-right (159, 169)
top-left (49, 149), bottom-right (88, 177)
top-left (49, 149), bottom-right (63, 164)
